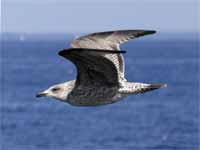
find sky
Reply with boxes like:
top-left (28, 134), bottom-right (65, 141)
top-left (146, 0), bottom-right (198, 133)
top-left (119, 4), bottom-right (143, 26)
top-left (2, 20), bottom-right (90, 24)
top-left (1, 0), bottom-right (199, 33)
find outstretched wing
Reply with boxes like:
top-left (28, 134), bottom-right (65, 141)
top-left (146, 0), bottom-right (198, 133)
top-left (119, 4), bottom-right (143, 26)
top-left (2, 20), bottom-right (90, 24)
top-left (58, 48), bottom-right (126, 87)
top-left (71, 30), bottom-right (156, 79)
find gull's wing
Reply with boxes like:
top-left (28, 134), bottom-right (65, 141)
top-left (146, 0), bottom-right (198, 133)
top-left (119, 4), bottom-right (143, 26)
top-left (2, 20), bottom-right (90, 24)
top-left (58, 48), bottom-right (126, 87)
top-left (71, 30), bottom-right (156, 50)
top-left (71, 30), bottom-right (156, 79)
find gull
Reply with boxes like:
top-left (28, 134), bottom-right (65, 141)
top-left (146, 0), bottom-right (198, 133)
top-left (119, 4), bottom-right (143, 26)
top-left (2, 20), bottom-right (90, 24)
top-left (36, 30), bottom-right (167, 106)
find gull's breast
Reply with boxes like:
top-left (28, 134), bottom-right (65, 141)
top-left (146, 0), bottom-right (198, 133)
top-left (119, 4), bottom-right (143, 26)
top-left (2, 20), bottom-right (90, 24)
top-left (67, 86), bottom-right (121, 106)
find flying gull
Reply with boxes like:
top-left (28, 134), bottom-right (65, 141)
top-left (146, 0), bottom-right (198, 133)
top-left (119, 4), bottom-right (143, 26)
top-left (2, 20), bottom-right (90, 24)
top-left (36, 30), bottom-right (167, 106)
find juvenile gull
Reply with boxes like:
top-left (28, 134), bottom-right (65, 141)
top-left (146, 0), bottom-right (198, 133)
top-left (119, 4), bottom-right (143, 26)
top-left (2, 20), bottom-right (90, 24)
top-left (36, 30), bottom-right (167, 106)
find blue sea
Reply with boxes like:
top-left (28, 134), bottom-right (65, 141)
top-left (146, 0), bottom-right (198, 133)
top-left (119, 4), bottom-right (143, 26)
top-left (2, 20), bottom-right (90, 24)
top-left (1, 33), bottom-right (199, 150)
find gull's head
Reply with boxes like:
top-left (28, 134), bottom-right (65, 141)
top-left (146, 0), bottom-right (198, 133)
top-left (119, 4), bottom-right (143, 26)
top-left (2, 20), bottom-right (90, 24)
top-left (36, 80), bottom-right (75, 101)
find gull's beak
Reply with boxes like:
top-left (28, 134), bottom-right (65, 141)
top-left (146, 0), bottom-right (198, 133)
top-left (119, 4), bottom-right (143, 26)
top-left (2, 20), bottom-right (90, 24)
top-left (36, 92), bottom-right (47, 98)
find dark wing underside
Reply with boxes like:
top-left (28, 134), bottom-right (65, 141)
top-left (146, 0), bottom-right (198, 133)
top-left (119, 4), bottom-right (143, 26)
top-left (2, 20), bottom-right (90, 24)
top-left (58, 48), bottom-right (126, 87)
top-left (71, 30), bottom-right (156, 79)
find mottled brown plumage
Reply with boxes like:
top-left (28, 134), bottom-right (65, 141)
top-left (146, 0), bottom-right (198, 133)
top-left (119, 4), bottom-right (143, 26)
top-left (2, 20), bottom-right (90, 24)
top-left (36, 30), bottom-right (167, 106)
top-left (71, 30), bottom-right (156, 81)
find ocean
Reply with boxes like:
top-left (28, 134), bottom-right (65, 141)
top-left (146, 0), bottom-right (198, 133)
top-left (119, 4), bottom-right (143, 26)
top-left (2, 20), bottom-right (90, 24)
top-left (0, 33), bottom-right (199, 150)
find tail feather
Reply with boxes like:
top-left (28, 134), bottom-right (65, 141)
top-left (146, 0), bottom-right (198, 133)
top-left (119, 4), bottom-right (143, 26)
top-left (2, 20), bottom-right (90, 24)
top-left (139, 83), bottom-right (167, 93)
top-left (120, 82), bottom-right (167, 94)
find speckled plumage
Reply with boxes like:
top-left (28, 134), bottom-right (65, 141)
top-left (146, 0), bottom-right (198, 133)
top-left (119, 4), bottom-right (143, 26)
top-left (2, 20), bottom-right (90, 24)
top-left (37, 30), bottom-right (167, 106)
top-left (71, 30), bottom-right (156, 81)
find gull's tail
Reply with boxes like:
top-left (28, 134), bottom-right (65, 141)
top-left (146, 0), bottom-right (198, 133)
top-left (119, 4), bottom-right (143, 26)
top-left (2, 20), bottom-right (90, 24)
top-left (120, 82), bottom-right (167, 94)
top-left (137, 83), bottom-right (167, 93)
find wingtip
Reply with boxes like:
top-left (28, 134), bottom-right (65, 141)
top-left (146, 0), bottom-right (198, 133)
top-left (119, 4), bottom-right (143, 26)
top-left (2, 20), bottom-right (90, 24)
top-left (119, 50), bottom-right (126, 54)
top-left (58, 50), bottom-right (63, 56)
top-left (146, 30), bottom-right (156, 34)
top-left (134, 30), bottom-right (156, 38)
top-left (58, 49), bottom-right (68, 56)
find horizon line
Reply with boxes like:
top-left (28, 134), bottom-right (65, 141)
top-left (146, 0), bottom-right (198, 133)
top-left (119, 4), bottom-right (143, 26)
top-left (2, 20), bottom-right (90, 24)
top-left (1, 31), bottom-right (199, 35)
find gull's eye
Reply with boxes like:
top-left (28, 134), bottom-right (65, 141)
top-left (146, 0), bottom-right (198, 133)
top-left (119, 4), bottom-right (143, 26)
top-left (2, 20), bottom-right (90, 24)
top-left (51, 87), bottom-right (60, 92)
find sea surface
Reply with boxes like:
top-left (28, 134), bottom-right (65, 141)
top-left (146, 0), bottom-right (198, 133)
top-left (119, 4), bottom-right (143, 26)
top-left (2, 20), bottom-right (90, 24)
top-left (0, 33), bottom-right (199, 150)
